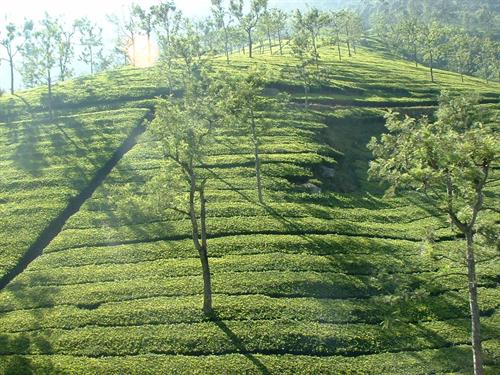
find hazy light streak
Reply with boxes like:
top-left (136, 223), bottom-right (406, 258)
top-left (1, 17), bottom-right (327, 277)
top-left (127, 34), bottom-right (159, 68)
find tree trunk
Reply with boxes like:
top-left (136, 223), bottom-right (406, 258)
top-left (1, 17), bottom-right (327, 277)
top-left (47, 69), bottom-right (53, 120)
top-left (224, 27), bottom-right (230, 63)
top-left (312, 35), bottom-right (319, 68)
top-left (430, 51), bottom-right (434, 82)
top-left (9, 55), bottom-right (14, 95)
top-left (250, 110), bottom-right (263, 204)
top-left (336, 32), bottom-right (342, 62)
top-left (147, 32), bottom-right (151, 64)
top-left (346, 26), bottom-right (351, 57)
top-left (414, 44), bottom-right (418, 67)
top-left (247, 29), bottom-right (253, 58)
top-left (278, 30), bottom-right (283, 55)
top-left (267, 25), bottom-right (273, 54)
top-left (90, 46), bottom-right (94, 75)
top-left (131, 35), bottom-right (136, 64)
top-left (304, 84), bottom-right (309, 108)
top-left (188, 176), bottom-right (212, 315)
top-left (465, 230), bottom-right (484, 375)
top-left (199, 186), bottom-right (213, 315)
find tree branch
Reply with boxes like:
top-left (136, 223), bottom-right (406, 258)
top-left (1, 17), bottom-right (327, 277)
top-left (169, 206), bottom-right (190, 216)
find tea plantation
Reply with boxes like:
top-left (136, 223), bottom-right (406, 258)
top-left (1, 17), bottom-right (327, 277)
top-left (0, 44), bottom-right (499, 374)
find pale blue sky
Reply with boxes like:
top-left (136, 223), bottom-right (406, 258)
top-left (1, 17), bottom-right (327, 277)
top-left (0, 0), bottom-right (315, 24)
top-left (0, 0), bottom-right (213, 24)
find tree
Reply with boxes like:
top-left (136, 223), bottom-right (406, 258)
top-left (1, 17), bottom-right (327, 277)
top-left (370, 8), bottom-right (396, 47)
top-left (151, 1), bottom-right (181, 54)
top-left (229, 25), bottom-right (247, 55)
top-left (293, 8), bottom-right (326, 68)
top-left (476, 37), bottom-right (498, 84)
top-left (75, 17), bottom-right (104, 75)
top-left (260, 9), bottom-right (275, 54)
top-left (327, 11), bottom-right (344, 61)
top-left (339, 10), bottom-right (363, 57)
top-left (211, 0), bottom-right (232, 63)
top-left (170, 18), bottom-right (205, 70)
top-left (223, 70), bottom-right (288, 204)
top-left (149, 66), bottom-right (225, 316)
top-left (19, 15), bottom-right (58, 118)
top-left (37, 15), bottom-right (60, 119)
top-left (397, 16), bottom-right (420, 67)
top-left (55, 21), bottom-right (75, 81)
top-left (291, 16), bottom-right (317, 107)
top-left (448, 31), bottom-right (475, 83)
top-left (196, 17), bottom-right (218, 55)
top-left (19, 20), bottom-right (39, 89)
top-left (418, 21), bottom-right (446, 82)
top-left (107, 8), bottom-right (139, 66)
top-left (368, 92), bottom-right (498, 375)
top-left (1, 22), bottom-right (20, 94)
top-left (131, 4), bottom-right (154, 63)
top-left (152, 1), bottom-right (182, 92)
top-left (255, 25), bottom-right (266, 54)
top-left (229, 0), bottom-right (268, 58)
top-left (270, 8), bottom-right (287, 55)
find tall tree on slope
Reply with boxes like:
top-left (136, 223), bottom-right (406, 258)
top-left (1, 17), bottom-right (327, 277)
top-left (368, 92), bottom-right (498, 375)
top-left (229, 0), bottom-right (268, 58)
top-left (1, 22), bottom-right (21, 94)
top-left (75, 17), bottom-right (104, 75)
top-left (211, 0), bottom-right (232, 63)
top-left (223, 69), bottom-right (289, 203)
top-left (149, 67), bottom-right (226, 316)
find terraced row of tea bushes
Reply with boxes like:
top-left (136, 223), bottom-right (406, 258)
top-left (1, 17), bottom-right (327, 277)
top-left (2, 264), bottom-right (498, 314)
top-left (43, 214), bottom-right (453, 252)
top-left (30, 234), bottom-right (420, 267)
top-left (11, 251), bottom-right (498, 289)
top-left (0, 339), bottom-right (498, 375)
top-left (62, 201), bottom-right (443, 229)
top-left (1, 287), bottom-right (498, 334)
top-left (1, 313), bottom-right (498, 357)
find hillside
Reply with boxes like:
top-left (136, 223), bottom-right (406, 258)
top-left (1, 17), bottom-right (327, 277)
top-left (0, 44), bottom-right (499, 374)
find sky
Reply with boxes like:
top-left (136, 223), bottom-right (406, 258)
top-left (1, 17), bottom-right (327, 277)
top-left (0, 0), bottom-right (321, 23)
top-left (0, 0), bottom-right (214, 24)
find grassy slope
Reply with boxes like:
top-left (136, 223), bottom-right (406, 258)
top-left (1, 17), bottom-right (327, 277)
top-left (0, 102), bottom-right (151, 280)
top-left (0, 44), bottom-right (499, 374)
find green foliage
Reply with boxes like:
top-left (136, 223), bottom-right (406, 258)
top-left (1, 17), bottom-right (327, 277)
top-left (74, 17), bottom-right (104, 75)
top-left (369, 92), bottom-right (498, 228)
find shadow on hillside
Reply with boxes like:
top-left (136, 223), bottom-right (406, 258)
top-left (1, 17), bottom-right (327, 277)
top-left (40, 92), bottom-right (71, 116)
top-left (7, 112), bottom-right (99, 179)
top-left (11, 121), bottom-right (49, 176)
top-left (402, 318), bottom-right (473, 370)
top-left (0, 276), bottom-right (58, 374)
top-left (77, 148), bottom-right (178, 244)
top-left (212, 312), bottom-right (271, 375)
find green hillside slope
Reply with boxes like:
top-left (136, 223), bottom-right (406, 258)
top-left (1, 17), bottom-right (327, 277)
top-left (0, 44), bottom-right (499, 374)
top-left (0, 106), bottom-right (151, 282)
